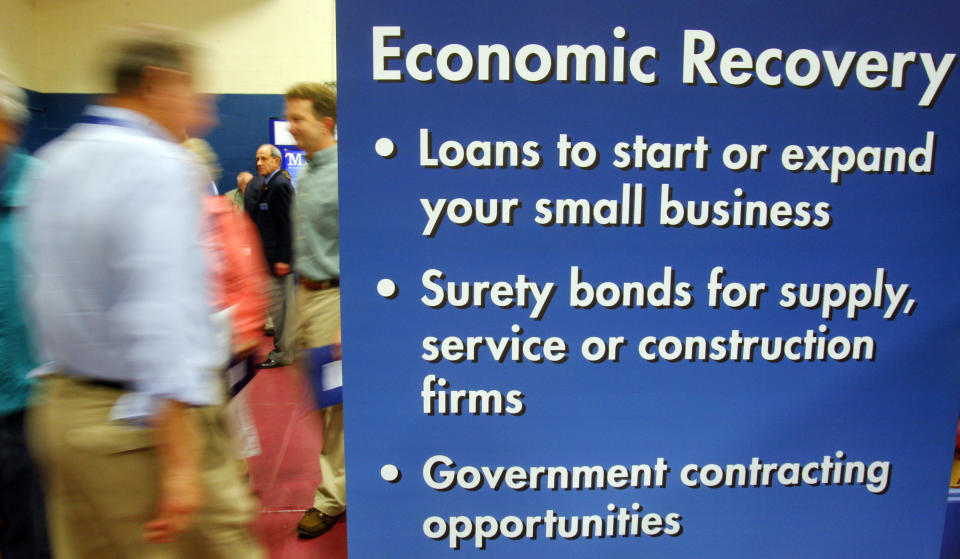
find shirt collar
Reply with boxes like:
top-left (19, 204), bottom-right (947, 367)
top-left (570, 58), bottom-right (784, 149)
top-left (0, 148), bottom-right (29, 208)
top-left (307, 144), bottom-right (337, 169)
top-left (0, 148), bottom-right (18, 205)
top-left (0, 146), bottom-right (14, 181)
top-left (81, 105), bottom-right (175, 142)
top-left (264, 168), bottom-right (281, 184)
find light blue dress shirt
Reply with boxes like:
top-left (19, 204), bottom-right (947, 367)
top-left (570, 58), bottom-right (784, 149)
top-left (23, 105), bottom-right (223, 420)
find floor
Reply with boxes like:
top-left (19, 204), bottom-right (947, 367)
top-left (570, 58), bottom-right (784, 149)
top-left (242, 339), bottom-right (348, 559)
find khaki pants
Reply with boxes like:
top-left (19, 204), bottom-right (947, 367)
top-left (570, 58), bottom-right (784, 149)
top-left (27, 376), bottom-right (264, 559)
top-left (295, 285), bottom-right (345, 516)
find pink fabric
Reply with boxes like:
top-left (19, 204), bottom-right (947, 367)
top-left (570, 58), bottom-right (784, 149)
top-left (203, 196), bottom-right (270, 349)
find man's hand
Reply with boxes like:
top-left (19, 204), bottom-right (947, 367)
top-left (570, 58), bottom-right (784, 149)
top-left (144, 464), bottom-right (203, 543)
top-left (143, 400), bottom-right (204, 543)
top-left (274, 262), bottom-right (291, 276)
top-left (332, 328), bottom-right (342, 360)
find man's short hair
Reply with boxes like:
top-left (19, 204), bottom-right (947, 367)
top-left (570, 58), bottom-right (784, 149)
top-left (285, 83), bottom-right (337, 122)
top-left (0, 73), bottom-right (29, 125)
top-left (259, 144), bottom-right (282, 160)
top-left (108, 26), bottom-right (194, 95)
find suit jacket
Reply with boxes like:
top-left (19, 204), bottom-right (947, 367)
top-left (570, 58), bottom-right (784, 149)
top-left (244, 171), bottom-right (294, 274)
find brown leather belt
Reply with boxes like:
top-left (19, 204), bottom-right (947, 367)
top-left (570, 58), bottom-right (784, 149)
top-left (301, 277), bottom-right (340, 291)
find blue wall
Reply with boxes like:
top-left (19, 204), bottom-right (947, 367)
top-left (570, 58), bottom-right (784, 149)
top-left (22, 90), bottom-right (286, 194)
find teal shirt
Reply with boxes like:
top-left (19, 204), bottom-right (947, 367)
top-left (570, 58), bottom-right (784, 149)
top-left (0, 149), bottom-right (40, 415)
top-left (292, 145), bottom-right (339, 281)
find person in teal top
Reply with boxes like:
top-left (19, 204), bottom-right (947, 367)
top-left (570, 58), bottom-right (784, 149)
top-left (0, 72), bottom-right (50, 559)
top-left (0, 145), bottom-right (40, 414)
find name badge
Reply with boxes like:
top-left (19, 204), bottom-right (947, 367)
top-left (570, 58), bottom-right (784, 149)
top-left (259, 203), bottom-right (269, 211)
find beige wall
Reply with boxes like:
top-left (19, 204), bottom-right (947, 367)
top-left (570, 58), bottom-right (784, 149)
top-left (4, 0), bottom-right (336, 93)
top-left (0, 0), bottom-right (37, 89)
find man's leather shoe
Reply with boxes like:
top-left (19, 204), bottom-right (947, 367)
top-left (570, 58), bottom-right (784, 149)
top-left (297, 508), bottom-right (342, 538)
top-left (256, 358), bottom-right (283, 369)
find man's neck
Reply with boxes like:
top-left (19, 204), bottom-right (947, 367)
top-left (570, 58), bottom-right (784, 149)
top-left (103, 96), bottom-right (151, 118)
top-left (306, 138), bottom-right (336, 158)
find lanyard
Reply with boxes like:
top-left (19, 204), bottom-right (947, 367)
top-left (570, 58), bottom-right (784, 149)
top-left (78, 113), bottom-right (161, 138)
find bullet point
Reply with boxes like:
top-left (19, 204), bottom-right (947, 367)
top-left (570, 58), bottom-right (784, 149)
top-left (381, 464), bottom-right (401, 482)
top-left (377, 278), bottom-right (398, 298)
top-left (375, 137), bottom-right (396, 158)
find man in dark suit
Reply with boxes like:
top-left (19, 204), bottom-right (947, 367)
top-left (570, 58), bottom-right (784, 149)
top-left (245, 144), bottom-right (296, 368)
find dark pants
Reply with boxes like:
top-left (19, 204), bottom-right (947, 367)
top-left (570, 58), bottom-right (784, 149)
top-left (0, 409), bottom-right (50, 559)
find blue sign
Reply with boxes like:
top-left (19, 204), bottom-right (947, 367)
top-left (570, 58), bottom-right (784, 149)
top-left (280, 147), bottom-right (306, 188)
top-left (337, 1), bottom-right (960, 557)
top-left (269, 117), bottom-right (307, 188)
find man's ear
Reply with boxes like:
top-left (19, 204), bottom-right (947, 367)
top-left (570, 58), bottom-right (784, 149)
top-left (323, 116), bottom-right (336, 134)
top-left (142, 65), bottom-right (191, 94)
top-left (140, 65), bottom-right (172, 97)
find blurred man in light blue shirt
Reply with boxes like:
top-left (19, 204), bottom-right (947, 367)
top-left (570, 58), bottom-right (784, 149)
top-left (22, 26), bottom-right (263, 559)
